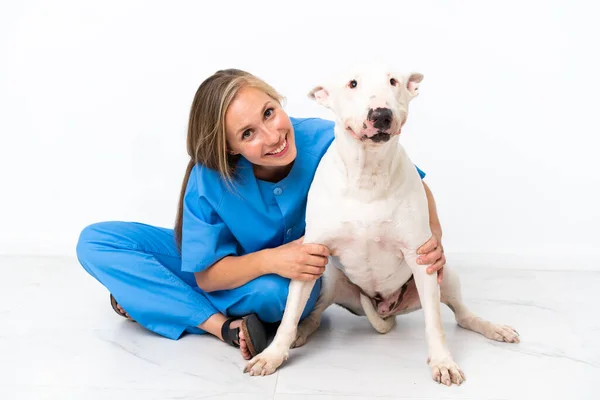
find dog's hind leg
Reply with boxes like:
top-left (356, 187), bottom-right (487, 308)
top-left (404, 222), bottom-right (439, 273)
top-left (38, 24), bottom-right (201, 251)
top-left (292, 264), bottom-right (363, 347)
top-left (440, 264), bottom-right (519, 343)
top-left (334, 277), bottom-right (365, 317)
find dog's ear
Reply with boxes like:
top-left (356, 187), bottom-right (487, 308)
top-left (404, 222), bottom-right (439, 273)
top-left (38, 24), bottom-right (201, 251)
top-left (404, 73), bottom-right (424, 98)
top-left (308, 85), bottom-right (331, 108)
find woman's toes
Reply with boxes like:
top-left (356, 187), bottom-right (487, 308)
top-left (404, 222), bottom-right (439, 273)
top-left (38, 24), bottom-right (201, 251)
top-left (116, 304), bottom-right (131, 319)
top-left (239, 330), bottom-right (251, 360)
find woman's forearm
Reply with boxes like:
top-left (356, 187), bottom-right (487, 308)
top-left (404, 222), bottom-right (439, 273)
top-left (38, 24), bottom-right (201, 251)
top-left (423, 181), bottom-right (442, 237)
top-left (194, 250), bottom-right (272, 292)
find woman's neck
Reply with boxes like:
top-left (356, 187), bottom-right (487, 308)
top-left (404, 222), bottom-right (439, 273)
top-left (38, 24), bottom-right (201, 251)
top-left (253, 161), bottom-right (294, 183)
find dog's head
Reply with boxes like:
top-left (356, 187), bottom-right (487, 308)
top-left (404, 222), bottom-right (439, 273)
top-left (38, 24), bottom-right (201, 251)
top-left (308, 65), bottom-right (423, 144)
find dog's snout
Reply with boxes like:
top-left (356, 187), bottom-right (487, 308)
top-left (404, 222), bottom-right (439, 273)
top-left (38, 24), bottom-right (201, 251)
top-left (368, 108), bottom-right (393, 130)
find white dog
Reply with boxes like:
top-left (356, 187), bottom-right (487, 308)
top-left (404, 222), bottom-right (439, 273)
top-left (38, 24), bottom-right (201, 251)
top-left (244, 65), bottom-right (520, 386)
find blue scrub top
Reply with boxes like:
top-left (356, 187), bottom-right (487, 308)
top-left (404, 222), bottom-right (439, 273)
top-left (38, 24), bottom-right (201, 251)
top-left (180, 117), bottom-right (426, 273)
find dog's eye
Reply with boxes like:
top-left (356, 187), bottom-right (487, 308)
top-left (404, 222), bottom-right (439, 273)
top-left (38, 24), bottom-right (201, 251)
top-left (390, 78), bottom-right (397, 86)
top-left (348, 80), bottom-right (358, 89)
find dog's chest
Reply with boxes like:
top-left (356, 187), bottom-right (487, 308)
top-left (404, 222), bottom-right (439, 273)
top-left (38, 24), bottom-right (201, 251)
top-left (323, 203), bottom-right (413, 297)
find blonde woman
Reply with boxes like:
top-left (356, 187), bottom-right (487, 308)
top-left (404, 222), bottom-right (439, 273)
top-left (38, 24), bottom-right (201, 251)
top-left (76, 69), bottom-right (446, 359)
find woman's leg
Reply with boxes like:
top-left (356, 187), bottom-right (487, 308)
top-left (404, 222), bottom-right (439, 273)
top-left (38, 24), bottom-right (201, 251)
top-left (200, 273), bottom-right (322, 326)
top-left (76, 221), bottom-right (219, 340)
top-left (76, 221), bottom-right (321, 355)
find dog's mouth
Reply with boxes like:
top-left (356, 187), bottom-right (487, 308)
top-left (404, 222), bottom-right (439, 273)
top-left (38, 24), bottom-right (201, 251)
top-left (368, 131), bottom-right (391, 143)
top-left (346, 126), bottom-right (397, 143)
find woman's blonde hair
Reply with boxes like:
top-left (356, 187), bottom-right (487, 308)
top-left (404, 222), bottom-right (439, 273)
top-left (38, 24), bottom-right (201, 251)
top-left (174, 69), bottom-right (284, 249)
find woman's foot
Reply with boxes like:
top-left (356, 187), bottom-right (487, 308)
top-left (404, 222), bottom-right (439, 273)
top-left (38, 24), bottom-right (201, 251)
top-left (110, 294), bottom-right (134, 321)
top-left (221, 314), bottom-right (268, 360)
top-left (109, 294), bottom-right (265, 360)
top-left (115, 303), bottom-right (131, 319)
top-left (228, 319), bottom-right (251, 360)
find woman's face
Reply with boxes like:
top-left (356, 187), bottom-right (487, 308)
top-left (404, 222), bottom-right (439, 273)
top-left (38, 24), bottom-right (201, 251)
top-left (225, 86), bottom-right (296, 181)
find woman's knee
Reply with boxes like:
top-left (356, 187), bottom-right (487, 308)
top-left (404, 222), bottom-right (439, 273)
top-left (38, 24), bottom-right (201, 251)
top-left (76, 221), bottom-right (145, 278)
top-left (249, 275), bottom-right (322, 323)
top-left (77, 221), bottom-right (124, 262)
top-left (75, 222), bottom-right (112, 277)
top-left (248, 275), bottom-right (287, 322)
top-left (76, 221), bottom-right (175, 258)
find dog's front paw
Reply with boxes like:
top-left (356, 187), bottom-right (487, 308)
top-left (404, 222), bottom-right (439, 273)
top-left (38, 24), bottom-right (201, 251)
top-left (244, 347), bottom-right (289, 376)
top-left (427, 355), bottom-right (465, 386)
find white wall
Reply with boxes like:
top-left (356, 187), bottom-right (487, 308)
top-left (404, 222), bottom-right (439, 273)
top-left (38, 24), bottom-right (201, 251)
top-left (2, 0), bottom-right (599, 269)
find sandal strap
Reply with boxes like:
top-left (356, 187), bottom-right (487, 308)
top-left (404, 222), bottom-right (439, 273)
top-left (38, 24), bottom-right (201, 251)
top-left (221, 318), bottom-right (240, 348)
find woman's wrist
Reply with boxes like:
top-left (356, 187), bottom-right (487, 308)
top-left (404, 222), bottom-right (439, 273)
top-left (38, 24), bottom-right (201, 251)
top-left (255, 248), bottom-right (274, 276)
top-left (430, 223), bottom-right (442, 238)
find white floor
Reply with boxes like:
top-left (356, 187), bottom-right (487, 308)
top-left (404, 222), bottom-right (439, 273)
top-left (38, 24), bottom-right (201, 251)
top-left (1, 255), bottom-right (597, 400)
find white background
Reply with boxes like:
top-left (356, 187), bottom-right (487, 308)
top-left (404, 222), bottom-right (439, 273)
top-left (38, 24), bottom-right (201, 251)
top-left (1, 0), bottom-right (599, 269)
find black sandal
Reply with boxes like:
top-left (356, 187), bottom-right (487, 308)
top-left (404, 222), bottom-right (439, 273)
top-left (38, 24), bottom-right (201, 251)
top-left (221, 313), bottom-right (268, 357)
top-left (110, 293), bottom-right (135, 322)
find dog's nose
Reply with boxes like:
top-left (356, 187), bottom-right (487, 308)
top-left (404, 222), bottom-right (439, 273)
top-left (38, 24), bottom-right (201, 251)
top-left (368, 108), bottom-right (393, 130)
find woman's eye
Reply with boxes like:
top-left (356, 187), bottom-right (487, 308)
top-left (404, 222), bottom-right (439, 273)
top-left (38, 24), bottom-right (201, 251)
top-left (390, 78), bottom-right (397, 86)
top-left (349, 80), bottom-right (358, 89)
top-left (264, 108), bottom-right (274, 118)
top-left (242, 130), bottom-right (252, 139)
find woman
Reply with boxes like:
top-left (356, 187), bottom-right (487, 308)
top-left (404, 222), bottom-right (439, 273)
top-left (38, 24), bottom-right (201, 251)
top-left (76, 69), bottom-right (446, 360)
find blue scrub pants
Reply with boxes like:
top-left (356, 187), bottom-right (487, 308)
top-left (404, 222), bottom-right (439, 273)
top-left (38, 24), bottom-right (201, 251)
top-left (75, 221), bottom-right (321, 340)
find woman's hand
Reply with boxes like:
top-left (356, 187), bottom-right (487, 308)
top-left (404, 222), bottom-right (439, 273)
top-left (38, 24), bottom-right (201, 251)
top-left (416, 232), bottom-right (445, 284)
top-left (267, 236), bottom-right (330, 281)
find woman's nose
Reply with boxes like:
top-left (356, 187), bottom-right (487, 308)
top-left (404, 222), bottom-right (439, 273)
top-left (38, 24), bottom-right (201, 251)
top-left (263, 127), bottom-right (280, 144)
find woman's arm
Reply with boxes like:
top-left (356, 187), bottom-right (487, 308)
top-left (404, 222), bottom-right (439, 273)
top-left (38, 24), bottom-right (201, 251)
top-left (417, 181), bottom-right (446, 283)
top-left (195, 237), bottom-right (329, 293)
top-left (194, 250), bottom-right (269, 293)
top-left (423, 181), bottom-right (442, 237)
